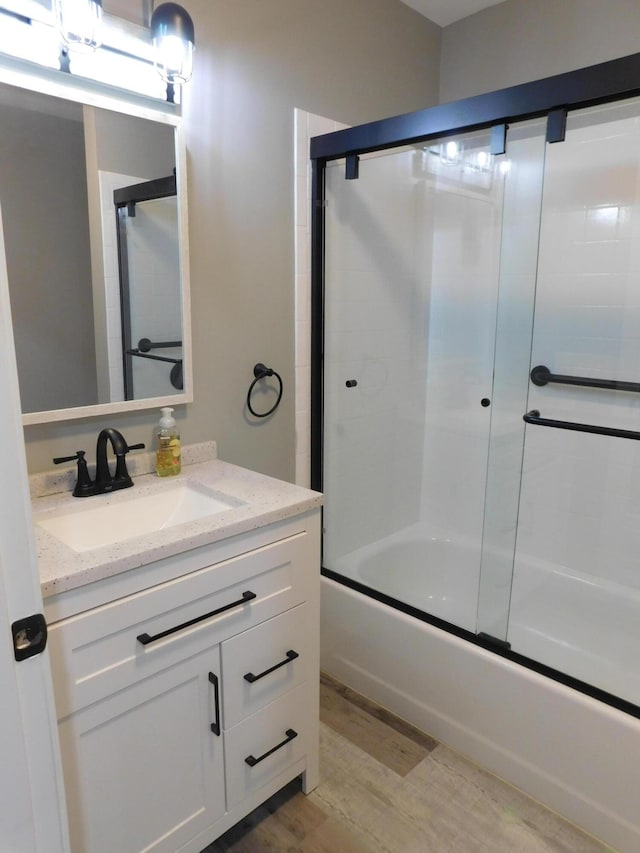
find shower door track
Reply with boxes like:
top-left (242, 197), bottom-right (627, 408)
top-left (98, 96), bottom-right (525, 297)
top-left (310, 52), bottom-right (640, 162)
top-left (311, 50), bottom-right (640, 723)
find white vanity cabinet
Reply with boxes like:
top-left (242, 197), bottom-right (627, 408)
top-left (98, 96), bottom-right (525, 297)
top-left (44, 510), bottom-right (321, 853)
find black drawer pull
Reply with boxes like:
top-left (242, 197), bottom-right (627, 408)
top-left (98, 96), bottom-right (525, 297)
top-left (245, 729), bottom-right (298, 767)
top-left (244, 649), bottom-right (299, 683)
top-left (209, 671), bottom-right (221, 736)
top-left (136, 591), bottom-right (257, 646)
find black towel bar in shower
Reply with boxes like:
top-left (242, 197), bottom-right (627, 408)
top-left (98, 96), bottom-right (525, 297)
top-left (126, 350), bottom-right (182, 365)
top-left (523, 410), bottom-right (640, 441)
top-left (138, 337), bottom-right (182, 352)
top-left (125, 349), bottom-right (183, 390)
top-left (530, 364), bottom-right (640, 394)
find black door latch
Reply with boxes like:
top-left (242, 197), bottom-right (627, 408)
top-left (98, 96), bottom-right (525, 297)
top-left (12, 614), bottom-right (48, 662)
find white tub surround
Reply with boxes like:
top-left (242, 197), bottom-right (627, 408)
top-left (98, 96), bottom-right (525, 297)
top-left (31, 442), bottom-right (322, 597)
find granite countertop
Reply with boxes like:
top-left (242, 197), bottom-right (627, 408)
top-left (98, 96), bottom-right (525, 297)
top-left (31, 442), bottom-right (322, 599)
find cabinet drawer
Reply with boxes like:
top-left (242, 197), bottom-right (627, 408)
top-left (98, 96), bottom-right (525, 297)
top-left (224, 682), bottom-right (313, 810)
top-left (48, 531), bottom-right (312, 717)
top-left (221, 604), bottom-right (313, 729)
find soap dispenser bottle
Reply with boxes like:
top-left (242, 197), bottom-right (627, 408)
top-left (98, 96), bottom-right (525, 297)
top-left (156, 407), bottom-right (181, 477)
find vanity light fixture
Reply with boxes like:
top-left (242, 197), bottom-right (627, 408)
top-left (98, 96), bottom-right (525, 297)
top-left (54, 0), bottom-right (103, 52)
top-left (150, 2), bottom-right (195, 86)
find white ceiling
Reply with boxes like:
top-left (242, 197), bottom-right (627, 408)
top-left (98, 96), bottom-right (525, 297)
top-left (400, 0), bottom-right (507, 27)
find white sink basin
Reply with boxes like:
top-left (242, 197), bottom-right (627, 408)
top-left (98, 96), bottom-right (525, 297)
top-left (37, 483), bottom-right (244, 552)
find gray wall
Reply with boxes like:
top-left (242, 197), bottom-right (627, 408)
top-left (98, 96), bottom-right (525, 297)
top-left (93, 110), bottom-right (175, 177)
top-left (23, 0), bottom-right (441, 477)
top-left (440, 0), bottom-right (640, 102)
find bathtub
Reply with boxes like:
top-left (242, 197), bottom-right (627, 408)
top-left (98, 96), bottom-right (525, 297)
top-left (329, 527), bottom-right (640, 707)
top-left (321, 560), bottom-right (640, 851)
top-left (328, 526), bottom-right (480, 631)
top-left (508, 557), bottom-right (640, 707)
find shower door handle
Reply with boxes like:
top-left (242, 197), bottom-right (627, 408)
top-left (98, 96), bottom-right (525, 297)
top-left (523, 410), bottom-right (640, 440)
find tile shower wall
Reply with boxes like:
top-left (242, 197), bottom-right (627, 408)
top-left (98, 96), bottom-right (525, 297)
top-left (516, 98), bottom-right (640, 589)
top-left (419, 142), bottom-right (505, 545)
top-left (507, 97), bottom-right (640, 700)
top-left (321, 136), bottom-right (512, 577)
top-left (322, 149), bottom-right (435, 563)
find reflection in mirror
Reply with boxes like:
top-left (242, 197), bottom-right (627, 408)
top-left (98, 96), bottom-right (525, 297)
top-left (114, 175), bottom-right (182, 400)
top-left (0, 87), bottom-right (93, 413)
top-left (0, 81), bottom-right (188, 422)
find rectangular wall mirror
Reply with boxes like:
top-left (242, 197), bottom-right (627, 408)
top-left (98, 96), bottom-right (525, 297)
top-left (0, 77), bottom-right (191, 425)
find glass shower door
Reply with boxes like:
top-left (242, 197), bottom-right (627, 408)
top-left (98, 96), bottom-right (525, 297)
top-left (506, 97), bottom-right (640, 707)
top-left (323, 130), bottom-right (508, 632)
top-left (474, 119), bottom-right (547, 641)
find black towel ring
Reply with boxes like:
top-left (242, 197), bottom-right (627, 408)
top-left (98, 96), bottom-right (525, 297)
top-left (247, 363), bottom-right (283, 418)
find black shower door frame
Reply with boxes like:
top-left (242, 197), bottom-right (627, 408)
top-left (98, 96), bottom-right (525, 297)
top-left (310, 51), bottom-right (640, 720)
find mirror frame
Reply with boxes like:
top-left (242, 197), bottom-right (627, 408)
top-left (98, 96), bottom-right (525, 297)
top-left (0, 56), bottom-right (193, 426)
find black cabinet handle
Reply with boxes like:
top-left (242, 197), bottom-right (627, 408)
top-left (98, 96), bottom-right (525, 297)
top-left (209, 671), bottom-right (221, 736)
top-left (136, 591), bottom-right (257, 646)
top-left (244, 650), bottom-right (299, 684)
top-left (345, 379), bottom-right (358, 388)
top-left (245, 729), bottom-right (298, 767)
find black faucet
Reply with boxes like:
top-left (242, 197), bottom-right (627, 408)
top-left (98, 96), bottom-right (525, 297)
top-left (53, 429), bottom-right (145, 497)
top-left (95, 428), bottom-right (135, 492)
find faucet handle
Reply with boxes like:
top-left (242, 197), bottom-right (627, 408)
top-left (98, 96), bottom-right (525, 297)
top-left (53, 450), bottom-right (95, 498)
top-left (113, 441), bottom-right (145, 489)
top-left (53, 450), bottom-right (85, 465)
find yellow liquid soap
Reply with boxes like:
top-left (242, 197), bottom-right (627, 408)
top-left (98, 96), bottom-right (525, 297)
top-left (155, 407), bottom-right (181, 476)
top-left (156, 434), bottom-right (181, 476)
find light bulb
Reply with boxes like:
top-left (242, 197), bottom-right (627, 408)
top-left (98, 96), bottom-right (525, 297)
top-left (55, 0), bottom-right (102, 52)
top-left (151, 4), bottom-right (195, 85)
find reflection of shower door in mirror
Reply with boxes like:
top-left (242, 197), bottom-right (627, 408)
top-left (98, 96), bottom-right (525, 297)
top-left (115, 176), bottom-right (182, 401)
top-left (323, 129), bottom-right (509, 633)
top-left (505, 97), bottom-right (640, 708)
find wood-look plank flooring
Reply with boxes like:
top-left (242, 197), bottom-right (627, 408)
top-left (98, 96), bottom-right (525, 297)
top-left (204, 673), bottom-right (616, 853)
